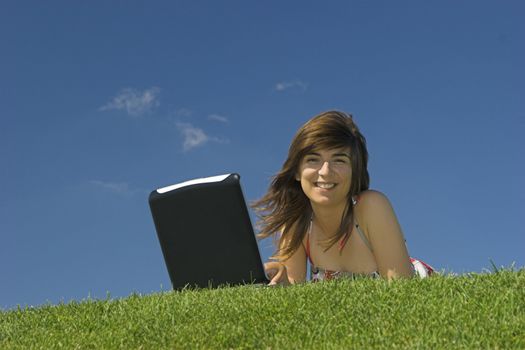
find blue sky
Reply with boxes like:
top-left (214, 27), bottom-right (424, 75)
top-left (1, 1), bottom-right (524, 310)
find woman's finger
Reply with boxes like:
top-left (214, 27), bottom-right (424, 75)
top-left (265, 262), bottom-right (286, 285)
top-left (269, 268), bottom-right (283, 285)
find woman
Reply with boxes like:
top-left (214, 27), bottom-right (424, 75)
top-left (253, 110), bottom-right (433, 285)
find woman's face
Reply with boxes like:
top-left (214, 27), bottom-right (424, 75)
top-left (296, 147), bottom-right (352, 209)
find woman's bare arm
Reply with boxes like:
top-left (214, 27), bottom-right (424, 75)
top-left (359, 190), bottom-right (414, 279)
top-left (281, 236), bottom-right (307, 284)
top-left (265, 228), bottom-right (307, 285)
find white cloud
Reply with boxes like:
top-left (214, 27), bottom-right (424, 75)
top-left (176, 122), bottom-right (230, 152)
top-left (89, 180), bottom-right (134, 195)
top-left (275, 80), bottom-right (308, 92)
top-left (208, 114), bottom-right (229, 123)
top-left (176, 122), bottom-right (209, 151)
top-left (99, 87), bottom-right (160, 116)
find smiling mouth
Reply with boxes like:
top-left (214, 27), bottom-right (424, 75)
top-left (315, 182), bottom-right (336, 189)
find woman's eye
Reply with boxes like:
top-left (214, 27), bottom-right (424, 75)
top-left (306, 158), bottom-right (319, 163)
top-left (334, 159), bottom-right (347, 164)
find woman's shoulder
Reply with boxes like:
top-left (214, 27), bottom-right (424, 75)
top-left (354, 190), bottom-right (395, 219)
top-left (356, 189), bottom-right (391, 205)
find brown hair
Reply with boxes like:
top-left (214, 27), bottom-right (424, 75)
top-left (252, 110), bottom-right (370, 261)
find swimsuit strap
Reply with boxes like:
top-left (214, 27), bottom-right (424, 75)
top-left (351, 194), bottom-right (374, 253)
top-left (352, 195), bottom-right (374, 253)
top-left (354, 221), bottom-right (373, 253)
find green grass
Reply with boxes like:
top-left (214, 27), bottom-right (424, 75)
top-left (1, 270), bottom-right (524, 349)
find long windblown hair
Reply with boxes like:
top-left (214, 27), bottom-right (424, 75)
top-left (252, 110), bottom-right (370, 261)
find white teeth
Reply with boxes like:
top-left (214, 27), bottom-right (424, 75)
top-left (316, 183), bottom-right (335, 189)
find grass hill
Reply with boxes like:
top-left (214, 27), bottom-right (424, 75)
top-left (1, 269), bottom-right (523, 349)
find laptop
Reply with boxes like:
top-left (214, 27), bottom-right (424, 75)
top-left (149, 173), bottom-right (269, 289)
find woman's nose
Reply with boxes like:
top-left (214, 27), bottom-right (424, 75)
top-left (318, 161), bottom-right (331, 175)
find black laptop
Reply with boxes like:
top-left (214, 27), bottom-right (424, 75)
top-left (149, 173), bottom-right (269, 289)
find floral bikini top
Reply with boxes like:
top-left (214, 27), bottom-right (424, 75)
top-left (304, 196), bottom-right (434, 281)
top-left (304, 196), bottom-right (381, 282)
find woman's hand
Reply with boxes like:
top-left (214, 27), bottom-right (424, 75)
top-left (264, 261), bottom-right (291, 286)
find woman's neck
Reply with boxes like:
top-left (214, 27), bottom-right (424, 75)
top-left (310, 203), bottom-right (348, 238)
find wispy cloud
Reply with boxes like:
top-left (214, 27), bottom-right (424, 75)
top-left (176, 122), bottom-right (209, 152)
top-left (176, 122), bottom-right (229, 152)
top-left (274, 80), bottom-right (308, 92)
top-left (89, 180), bottom-right (136, 195)
top-left (208, 114), bottom-right (229, 123)
top-left (99, 87), bottom-right (160, 116)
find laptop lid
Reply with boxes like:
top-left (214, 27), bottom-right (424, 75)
top-left (149, 173), bottom-right (269, 289)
